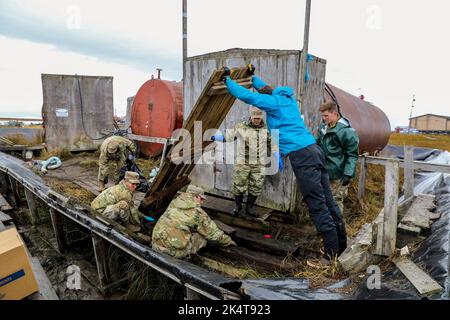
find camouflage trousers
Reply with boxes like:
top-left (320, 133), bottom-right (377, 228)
top-left (231, 164), bottom-right (265, 196)
top-left (152, 233), bottom-right (207, 259)
top-left (98, 160), bottom-right (125, 184)
top-left (330, 179), bottom-right (349, 215)
top-left (100, 200), bottom-right (141, 225)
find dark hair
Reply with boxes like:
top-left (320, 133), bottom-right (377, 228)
top-left (319, 101), bottom-right (339, 113)
top-left (257, 85), bottom-right (274, 95)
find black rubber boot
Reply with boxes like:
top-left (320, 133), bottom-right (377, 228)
top-left (336, 220), bottom-right (348, 255)
top-left (232, 194), bottom-right (243, 216)
top-left (245, 194), bottom-right (258, 217)
top-left (321, 229), bottom-right (339, 261)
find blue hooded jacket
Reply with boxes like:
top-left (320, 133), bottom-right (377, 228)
top-left (225, 76), bottom-right (316, 156)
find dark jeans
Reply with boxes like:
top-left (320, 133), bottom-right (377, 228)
top-left (289, 144), bottom-right (347, 258)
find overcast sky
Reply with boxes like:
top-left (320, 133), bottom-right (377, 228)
top-left (0, 0), bottom-right (449, 127)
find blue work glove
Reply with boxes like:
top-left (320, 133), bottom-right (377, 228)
top-left (274, 152), bottom-right (283, 172)
top-left (221, 67), bottom-right (231, 83)
top-left (211, 134), bottom-right (225, 142)
top-left (144, 216), bottom-right (155, 222)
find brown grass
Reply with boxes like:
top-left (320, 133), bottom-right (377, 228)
top-left (38, 147), bottom-right (73, 161)
top-left (4, 133), bottom-right (43, 146)
top-left (135, 156), bottom-right (161, 177)
top-left (45, 178), bottom-right (96, 205)
top-left (389, 133), bottom-right (450, 151)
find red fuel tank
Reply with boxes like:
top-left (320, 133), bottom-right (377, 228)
top-left (131, 79), bottom-right (183, 156)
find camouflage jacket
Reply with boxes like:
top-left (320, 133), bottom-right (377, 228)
top-left (91, 181), bottom-right (134, 213)
top-left (225, 120), bottom-right (278, 165)
top-left (99, 136), bottom-right (136, 165)
top-left (152, 193), bottom-right (233, 250)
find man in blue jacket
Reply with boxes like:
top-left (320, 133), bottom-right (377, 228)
top-left (223, 65), bottom-right (347, 263)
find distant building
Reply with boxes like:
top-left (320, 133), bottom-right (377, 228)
top-left (409, 114), bottom-right (450, 134)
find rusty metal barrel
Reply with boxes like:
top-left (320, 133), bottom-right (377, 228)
top-left (324, 83), bottom-right (391, 154)
top-left (131, 78), bottom-right (183, 156)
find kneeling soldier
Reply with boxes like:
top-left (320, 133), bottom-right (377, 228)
top-left (152, 184), bottom-right (236, 259)
top-left (91, 171), bottom-right (144, 231)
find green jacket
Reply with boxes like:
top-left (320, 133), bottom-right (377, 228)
top-left (317, 117), bottom-right (359, 180)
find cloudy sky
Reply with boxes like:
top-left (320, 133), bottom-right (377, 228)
top-left (0, 0), bottom-right (449, 127)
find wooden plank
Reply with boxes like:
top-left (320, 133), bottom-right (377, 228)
top-left (0, 172), bottom-right (9, 194)
top-left (403, 146), bottom-right (414, 200)
top-left (24, 188), bottom-right (39, 225)
top-left (91, 232), bottom-right (111, 296)
top-left (394, 257), bottom-right (443, 296)
top-left (213, 220), bottom-right (235, 235)
top-left (0, 193), bottom-right (12, 211)
top-left (207, 210), bottom-right (269, 232)
top-left (141, 67), bottom-right (251, 212)
top-left (376, 160), bottom-right (400, 256)
top-left (232, 226), bottom-right (300, 256)
top-left (49, 208), bottom-right (66, 253)
top-left (363, 156), bottom-right (450, 174)
top-left (357, 156), bottom-right (368, 200)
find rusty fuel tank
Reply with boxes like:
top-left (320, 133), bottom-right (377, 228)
top-left (131, 78), bottom-right (183, 156)
top-left (324, 83), bottom-right (391, 154)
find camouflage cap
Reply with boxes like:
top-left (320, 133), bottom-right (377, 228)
top-left (250, 106), bottom-right (263, 118)
top-left (107, 141), bottom-right (119, 154)
top-left (124, 171), bottom-right (140, 184)
top-left (186, 184), bottom-right (206, 199)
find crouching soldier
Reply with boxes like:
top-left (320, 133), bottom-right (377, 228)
top-left (212, 107), bottom-right (281, 216)
top-left (152, 184), bottom-right (236, 259)
top-left (98, 135), bottom-right (136, 191)
top-left (91, 171), bottom-right (144, 231)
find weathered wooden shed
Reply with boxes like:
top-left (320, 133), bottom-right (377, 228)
top-left (409, 114), bottom-right (450, 133)
top-left (41, 74), bottom-right (115, 151)
top-left (184, 48), bottom-right (327, 212)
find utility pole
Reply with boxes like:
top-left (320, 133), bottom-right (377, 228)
top-left (297, 0), bottom-right (312, 103)
top-left (182, 0), bottom-right (187, 83)
top-left (407, 94), bottom-right (416, 133)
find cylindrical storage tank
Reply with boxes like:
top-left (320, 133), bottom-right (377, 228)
top-left (131, 79), bottom-right (183, 156)
top-left (324, 83), bottom-right (391, 154)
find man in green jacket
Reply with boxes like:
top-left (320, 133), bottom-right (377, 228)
top-left (317, 101), bottom-right (360, 216)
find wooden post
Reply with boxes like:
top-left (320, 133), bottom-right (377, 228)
top-left (91, 233), bottom-right (111, 296)
top-left (49, 208), bottom-right (66, 253)
top-left (185, 286), bottom-right (201, 300)
top-left (24, 188), bottom-right (39, 225)
top-left (8, 176), bottom-right (21, 207)
top-left (357, 155), bottom-right (368, 200)
top-left (403, 146), bottom-right (415, 200)
top-left (376, 160), bottom-right (400, 256)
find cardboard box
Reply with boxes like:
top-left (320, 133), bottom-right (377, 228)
top-left (0, 227), bottom-right (39, 300)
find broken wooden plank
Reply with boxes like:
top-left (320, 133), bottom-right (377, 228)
top-left (400, 194), bottom-right (438, 231)
top-left (0, 193), bottom-right (12, 211)
top-left (394, 257), bottom-right (443, 296)
top-left (357, 155), bottom-right (368, 200)
top-left (232, 226), bottom-right (300, 256)
top-left (140, 67), bottom-right (251, 212)
top-left (213, 220), bottom-right (236, 235)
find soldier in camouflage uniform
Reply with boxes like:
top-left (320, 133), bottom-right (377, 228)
top-left (98, 135), bottom-right (137, 191)
top-left (91, 171), bottom-right (144, 231)
top-left (212, 107), bottom-right (281, 216)
top-left (317, 101), bottom-right (359, 216)
top-left (152, 184), bottom-right (236, 259)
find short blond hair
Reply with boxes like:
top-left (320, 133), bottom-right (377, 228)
top-left (319, 101), bottom-right (338, 113)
